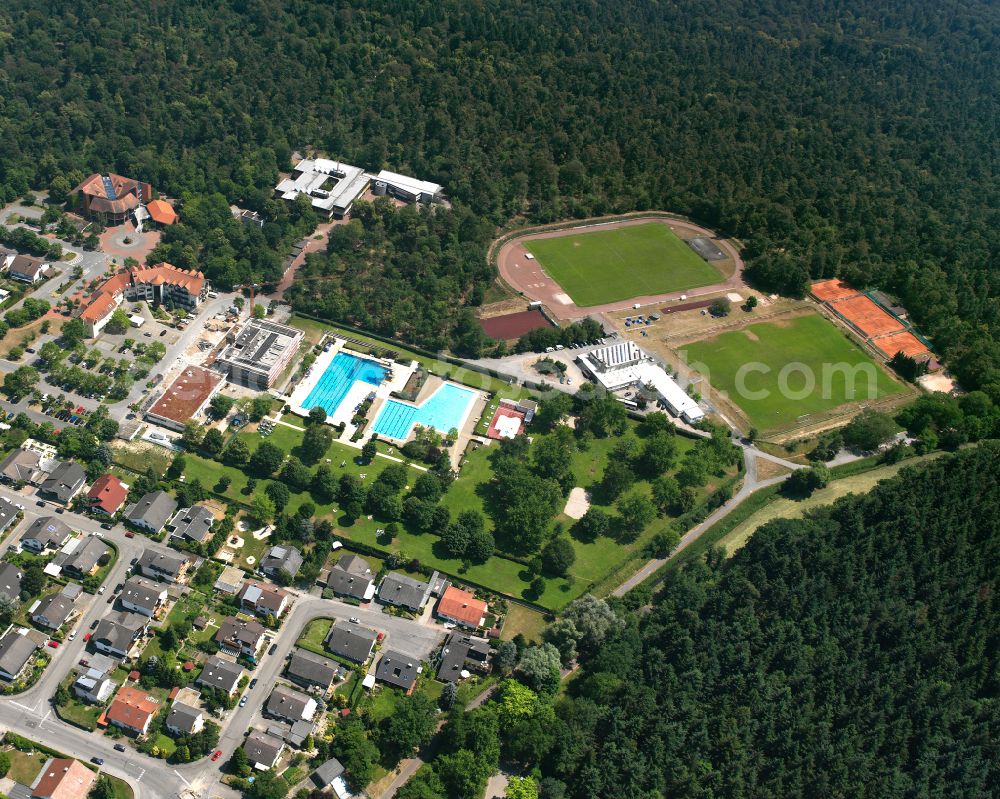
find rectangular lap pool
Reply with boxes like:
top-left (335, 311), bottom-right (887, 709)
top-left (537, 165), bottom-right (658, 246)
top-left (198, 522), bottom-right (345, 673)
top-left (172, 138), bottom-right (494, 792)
top-left (372, 383), bottom-right (476, 440)
top-left (302, 352), bottom-right (388, 417)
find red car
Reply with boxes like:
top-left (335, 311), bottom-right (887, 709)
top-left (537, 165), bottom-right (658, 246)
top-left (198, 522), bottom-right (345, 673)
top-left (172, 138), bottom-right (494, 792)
top-left (83, 632), bottom-right (92, 642)
top-left (47, 640), bottom-right (59, 649)
top-left (376, 632), bottom-right (385, 642)
top-left (125, 531), bottom-right (135, 538)
top-left (79, 659), bottom-right (89, 667)
top-left (211, 751), bottom-right (222, 761)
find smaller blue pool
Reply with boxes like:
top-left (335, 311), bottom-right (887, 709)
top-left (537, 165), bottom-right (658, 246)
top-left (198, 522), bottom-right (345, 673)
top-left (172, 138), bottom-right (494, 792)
top-left (302, 352), bottom-right (388, 417)
top-left (373, 383), bottom-right (476, 440)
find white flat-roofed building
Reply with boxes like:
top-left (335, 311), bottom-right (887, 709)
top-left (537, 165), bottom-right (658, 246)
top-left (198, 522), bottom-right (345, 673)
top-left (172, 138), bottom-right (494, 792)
top-left (275, 158), bottom-right (370, 219)
top-left (216, 318), bottom-right (304, 390)
top-left (579, 344), bottom-right (705, 424)
top-left (374, 170), bottom-right (442, 204)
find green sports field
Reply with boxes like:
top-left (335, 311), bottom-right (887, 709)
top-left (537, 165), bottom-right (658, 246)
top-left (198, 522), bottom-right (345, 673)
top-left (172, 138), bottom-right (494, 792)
top-left (682, 314), bottom-right (906, 430)
top-left (523, 222), bottom-right (722, 306)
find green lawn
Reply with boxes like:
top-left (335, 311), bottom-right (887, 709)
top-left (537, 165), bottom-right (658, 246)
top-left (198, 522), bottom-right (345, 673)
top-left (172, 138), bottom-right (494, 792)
top-left (56, 696), bottom-right (102, 731)
top-left (103, 774), bottom-right (135, 799)
top-left (6, 748), bottom-right (48, 784)
top-left (297, 618), bottom-right (334, 657)
top-left (523, 222), bottom-right (721, 306)
top-left (682, 313), bottom-right (906, 430)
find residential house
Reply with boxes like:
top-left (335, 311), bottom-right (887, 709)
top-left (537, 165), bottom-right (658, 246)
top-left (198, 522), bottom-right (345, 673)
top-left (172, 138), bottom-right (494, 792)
top-left (73, 668), bottom-right (116, 704)
top-left (374, 650), bottom-right (419, 693)
top-left (57, 536), bottom-right (111, 578)
top-left (238, 580), bottom-right (290, 619)
top-left (214, 565), bottom-right (245, 595)
top-left (265, 685), bottom-right (317, 723)
top-left (93, 612), bottom-right (149, 658)
top-left (324, 621), bottom-right (377, 664)
top-left (86, 475), bottom-right (129, 515)
top-left (31, 589), bottom-right (77, 630)
top-left (0, 562), bottom-right (23, 603)
top-left (260, 545), bottom-right (303, 580)
top-left (123, 490), bottom-right (178, 535)
top-left (119, 576), bottom-right (167, 617)
top-left (105, 685), bottom-right (159, 735)
top-left (0, 495), bottom-right (21, 534)
top-left (0, 630), bottom-right (39, 681)
top-left (243, 729), bottom-right (286, 770)
top-left (29, 757), bottom-right (96, 799)
top-left (214, 617), bottom-right (267, 659)
top-left (37, 462), bottom-right (87, 504)
top-left (286, 648), bottom-right (340, 693)
top-left (437, 633), bottom-right (491, 683)
top-left (378, 572), bottom-right (432, 612)
top-left (0, 447), bottom-right (45, 484)
top-left (165, 702), bottom-right (205, 736)
top-left (137, 550), bottom-right (189, 584)
top-left (8, 254), bottom-right (51, 284)
top-left (435, 585), bottom-right (488, 629)
top-left (196, 656), bottom-right (245, 696)
top-left (325, 553), bottom-right (375, 601)
top-left (168, 505), bottom-right (215, 545)
top-left (312, 758), bottom-right (346, 791)
top-left (20, 516), bottom-right (73, 553)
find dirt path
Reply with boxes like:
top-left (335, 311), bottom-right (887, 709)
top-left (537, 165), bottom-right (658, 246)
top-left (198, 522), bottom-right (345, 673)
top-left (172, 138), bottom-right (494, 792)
top-left (495, 214), bottom-right (746, 322)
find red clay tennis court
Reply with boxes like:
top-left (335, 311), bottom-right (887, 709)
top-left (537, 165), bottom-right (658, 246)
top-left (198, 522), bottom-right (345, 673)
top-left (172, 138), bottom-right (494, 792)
top-left (480, 309), bottom-right (553, 340)
top-left (810, 279), bottom-right (859, 303)
top-left (486, 404), bottom-right (526, 439)
top-left (832, 295), bottom-right (905, 338)
top-left (872, 331), bottom-right (929, 359)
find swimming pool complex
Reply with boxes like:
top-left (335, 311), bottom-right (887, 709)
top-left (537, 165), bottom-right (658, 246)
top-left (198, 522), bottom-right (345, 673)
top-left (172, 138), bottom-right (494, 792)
top-left (372, 383), bottom-right (476, 440)
top-left (302, 352), bottom-right (388, 417)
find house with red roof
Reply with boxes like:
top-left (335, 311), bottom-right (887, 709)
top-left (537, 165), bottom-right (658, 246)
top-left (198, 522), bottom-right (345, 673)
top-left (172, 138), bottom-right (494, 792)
top-left (102, 685), bottom-right (160, 735)
top-left (145, 199), bottom-right (178, 226)
top-left (435, 585), bottom-right (488, 629)
top-left (72, 173), bottom-right (153, 225)
top-left (87, 474), bottom-right (129, 515)
top-left (30, 757), bottom-right (96, 799)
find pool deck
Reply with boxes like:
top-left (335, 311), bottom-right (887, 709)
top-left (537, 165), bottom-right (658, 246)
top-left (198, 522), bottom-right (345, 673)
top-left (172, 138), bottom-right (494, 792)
top-left (287, 338), bottom-right (417, 435)
top-left (367, 374), bottom-right (490, 467)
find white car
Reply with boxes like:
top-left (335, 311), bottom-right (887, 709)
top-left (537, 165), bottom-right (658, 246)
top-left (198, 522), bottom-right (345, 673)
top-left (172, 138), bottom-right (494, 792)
top-left (68, 631), bottom-right (76, 641)
top-left (97, 586), bottom-right (106, 595)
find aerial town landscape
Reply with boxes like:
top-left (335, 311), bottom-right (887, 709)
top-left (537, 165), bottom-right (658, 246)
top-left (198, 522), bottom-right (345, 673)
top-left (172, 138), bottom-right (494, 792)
top-left (0, 3), bottom-right (997, 799)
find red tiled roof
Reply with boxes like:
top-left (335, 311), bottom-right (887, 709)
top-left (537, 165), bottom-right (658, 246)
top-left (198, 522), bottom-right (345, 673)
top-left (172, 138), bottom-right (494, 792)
top-left (436, 585), bottom-right (487, 627)
top-left (87, 474), bottom-right (128, 514)
top-left (146, 199), bottom-right (178, 225)
top-left (147, 365), bottom-right (223, 426)
top-left (106, 685), bottom-right (159, 731)
top-left (79, 262), bottom-right (203, 326)
top-left (31, 758), bottom-right (96, 799)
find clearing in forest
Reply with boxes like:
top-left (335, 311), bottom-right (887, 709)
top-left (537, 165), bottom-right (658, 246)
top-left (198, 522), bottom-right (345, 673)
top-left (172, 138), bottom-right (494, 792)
top-left (523, 222), bottom-right (721, 306)
top-left (681, 313), bottom-right (905, 431)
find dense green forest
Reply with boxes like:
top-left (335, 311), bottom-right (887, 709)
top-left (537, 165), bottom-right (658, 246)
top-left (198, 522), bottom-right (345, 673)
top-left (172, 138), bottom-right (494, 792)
top-left (527, 444), bottom-right (1000, 798)
top-left (0, 0), bottom-right (997, 370)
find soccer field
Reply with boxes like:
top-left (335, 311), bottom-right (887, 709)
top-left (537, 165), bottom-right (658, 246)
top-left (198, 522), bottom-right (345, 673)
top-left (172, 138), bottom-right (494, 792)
top-left (523, 222), bottom-right (722, 306)
top-left (682, 314), bottom-right (905, 430)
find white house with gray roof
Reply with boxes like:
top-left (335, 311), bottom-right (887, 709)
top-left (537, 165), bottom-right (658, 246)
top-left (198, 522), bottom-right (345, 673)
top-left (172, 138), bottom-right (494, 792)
top-left (378, 572), bottom-right (432, 611)
top-left (20, 516), bottom-right (73, 553)
top-left (0, 630), bottom-right (38, 681)
top-left (168, 505), bottom-right (215, 545)
top-left (120, 576), bottom-right (167, 617)
top-left (124, 490), bottom-right (178, 535)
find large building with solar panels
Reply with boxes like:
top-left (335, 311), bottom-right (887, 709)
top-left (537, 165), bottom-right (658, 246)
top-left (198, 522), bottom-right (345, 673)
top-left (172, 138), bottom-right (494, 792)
top-left (215, 318), bottom-right (304, 390)
top-left (72, 173), bottom-right (154, 225)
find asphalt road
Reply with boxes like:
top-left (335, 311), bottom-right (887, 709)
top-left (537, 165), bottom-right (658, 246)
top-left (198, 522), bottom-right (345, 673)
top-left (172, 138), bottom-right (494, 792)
top-left (0, 483), bottom-right (446, 799)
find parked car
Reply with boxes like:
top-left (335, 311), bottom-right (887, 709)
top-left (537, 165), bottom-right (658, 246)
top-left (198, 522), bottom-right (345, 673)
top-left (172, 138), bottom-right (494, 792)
top-left (268, 643), bottom-right (278, 656)
top-left (248, 678), bottom-right (258, 689)
top-left (47, 640), bottom-right (59, 648)
top-left (349, 617), bottom-right (360, 624)
top-left (83, 632), bottom-right (92, 641)
top-left (90, 620), bottom-right (99, 629)
top-left (101, 523), bottom-right (113, 530)
top-left (68, 631), bottom-right (76, 641)
top-left (36, 500), bottom-right (46, 507)
top-left (79, 659), bottom-right (89, 667)
top-left (97, 586), bottom-right (105, 595)
top-left (238, 696), bottom-right (248, 707)
top-left (91, 757), bottom-right (104, 766)
top-left (211, 750), bottom-right (222, 761)
top-left (125, 531), bottom-right (135, 538)
top-left (114, 744), bottom-right (126, 753)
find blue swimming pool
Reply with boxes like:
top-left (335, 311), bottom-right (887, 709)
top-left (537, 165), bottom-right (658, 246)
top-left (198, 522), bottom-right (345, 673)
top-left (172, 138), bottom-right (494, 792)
top-left (302, 352), bottom-right (388, 417)
top-left (373, 383), bottom-right (476, 440)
